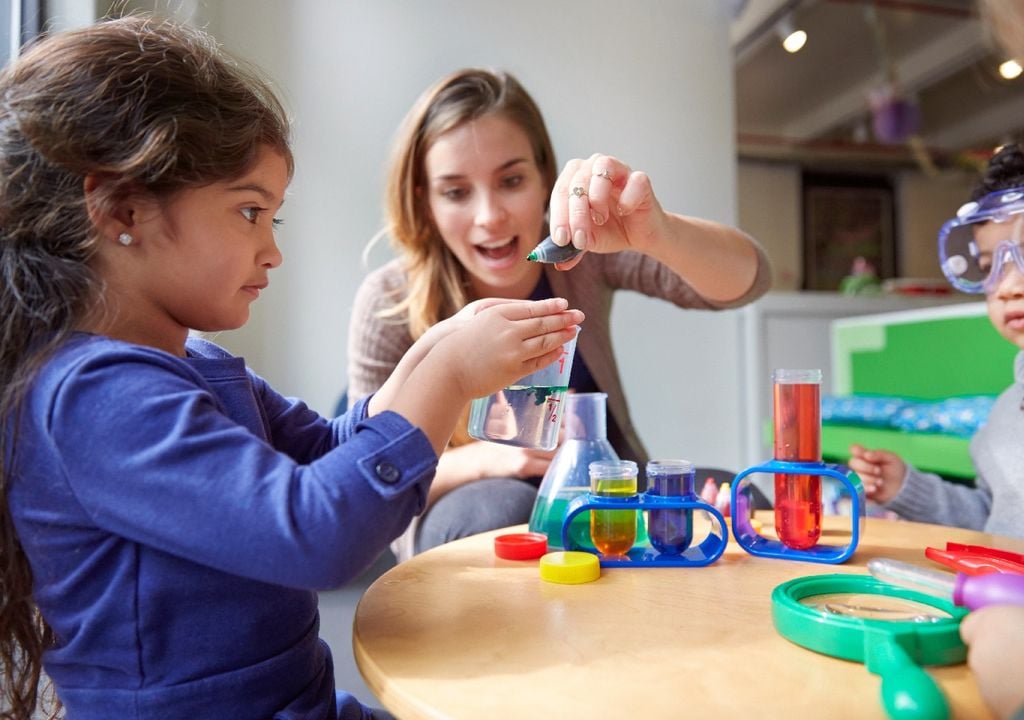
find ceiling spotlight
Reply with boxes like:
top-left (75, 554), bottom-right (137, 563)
top-left (776, 17), bottom-right (807, 54)
top-left (999, 59), bottom-right (1023, 80)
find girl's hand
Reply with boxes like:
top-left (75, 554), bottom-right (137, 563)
top-left (417, 297), bottom-right (522, 353)
top-left (847, 444), bottom-right (907, 503)
top-left (383, 298), bottom-right (581, 455)
top-left (436, 298), bottom-right (583, 402)
top-left (547, 153), bottom-right (667, 270)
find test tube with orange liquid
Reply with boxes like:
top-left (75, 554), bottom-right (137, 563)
top-left (772, 369), bottom-right (822, 550)
top-left (589, 460), bottom-right (638, 558)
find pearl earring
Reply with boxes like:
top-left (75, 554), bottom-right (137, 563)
top-left (117, 232), bottom-right (133, 246)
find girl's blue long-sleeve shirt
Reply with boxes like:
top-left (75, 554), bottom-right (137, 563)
top-left (8, 334), bottom-right (437, 719)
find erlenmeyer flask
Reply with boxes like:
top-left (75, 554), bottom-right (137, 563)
top-left (528, 392), bottom-right (618, 549)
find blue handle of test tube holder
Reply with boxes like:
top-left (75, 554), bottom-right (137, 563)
top-left (730, 460), bottom-right (864, 564)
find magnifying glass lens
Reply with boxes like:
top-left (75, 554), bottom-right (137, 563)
top-left (800, 593), bottom-right (952, 622)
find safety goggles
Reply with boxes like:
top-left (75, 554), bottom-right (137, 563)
top-left (938, 187), bottom-right (1024, 293)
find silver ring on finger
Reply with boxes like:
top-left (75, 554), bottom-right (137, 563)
top-left (594, 169), bottom-right (612, 181)
top-left (570, 186), bottom-right (588, 198)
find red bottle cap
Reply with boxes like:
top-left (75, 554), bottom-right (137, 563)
top-left (494, 532), bottom-right (548, 560)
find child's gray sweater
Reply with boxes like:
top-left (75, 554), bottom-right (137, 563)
top-left (886, 351), bottom-right (1024, 538)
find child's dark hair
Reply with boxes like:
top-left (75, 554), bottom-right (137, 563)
top-left (0, 15), bottom-right (292, 718)
top-left (971, 144), bottom-right (1024, 199)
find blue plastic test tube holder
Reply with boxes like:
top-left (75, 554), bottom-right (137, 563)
top-left (730, 460), bottom-right (864, 564)
top-left (561, 492), bottom-right (729, 567)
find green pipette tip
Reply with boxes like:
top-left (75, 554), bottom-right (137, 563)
top-left (526, 250), bottom-right (539, 262)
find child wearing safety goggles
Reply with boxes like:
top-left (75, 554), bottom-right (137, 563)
top-left (847, 143), bottom-right (1024, 539)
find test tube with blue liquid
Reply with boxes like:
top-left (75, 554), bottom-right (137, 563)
top-left (646, 460), bottom-right (695, 555)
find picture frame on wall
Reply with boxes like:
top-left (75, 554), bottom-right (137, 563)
top-left (802, 173), bottom-right (897, 291)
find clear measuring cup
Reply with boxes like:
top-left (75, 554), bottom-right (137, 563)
top-left (467, 329), bottom-right (578, 450)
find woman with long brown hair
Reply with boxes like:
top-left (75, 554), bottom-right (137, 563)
top-left (348, 68), bottom-right (772, 561)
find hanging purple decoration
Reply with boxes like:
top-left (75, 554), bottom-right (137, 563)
top-left (868, 83), bottom-right (920, 144)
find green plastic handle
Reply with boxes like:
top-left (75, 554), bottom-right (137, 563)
top-left (864, 629), bottom-right (949, 720)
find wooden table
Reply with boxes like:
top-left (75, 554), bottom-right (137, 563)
top-left (353, 516), bottom-right (1024, 719)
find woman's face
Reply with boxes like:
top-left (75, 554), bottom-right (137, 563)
top-left (423, 113), bottom-right (547, 299)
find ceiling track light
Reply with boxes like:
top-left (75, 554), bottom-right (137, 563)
top-left (775, 16), bottom-right (807, 54)
top-left (999, 59), bottom-right (1023, 80)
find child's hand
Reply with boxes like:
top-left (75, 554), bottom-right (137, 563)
top-left (384, 298), bottom-right (583, 455)
top-left (437, 298), bottom-right (583, 401)
top-left (960, 605), bottom-right (1024, 720)
top-left (420, 298), bottom-right (522, 349)
top-left (847, 444), bottom-right (906, 503)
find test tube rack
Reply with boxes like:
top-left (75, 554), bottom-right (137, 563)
top-left (560, 492), bottom-right (728, 567)
top-left (731, 460), bottom-right (865, 564)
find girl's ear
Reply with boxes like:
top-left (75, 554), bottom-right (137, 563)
top-left (83, 174), bottom-right (137, 242)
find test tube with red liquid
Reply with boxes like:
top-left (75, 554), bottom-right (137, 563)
top-left (772, 369), bottom-right (822, 550)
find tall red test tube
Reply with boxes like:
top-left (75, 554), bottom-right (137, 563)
top-left (772, 369), bottom-right (822, 550)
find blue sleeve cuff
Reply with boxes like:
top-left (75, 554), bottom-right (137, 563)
top-left (353, 410), bottom-right (437, 511)
top-left (334, 394), bottom-right (373, 441)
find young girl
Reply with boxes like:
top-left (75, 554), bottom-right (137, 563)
top-left (0, 17), bottom-right (582, 720)
top-left (347, 68), bottom-right (772, 560)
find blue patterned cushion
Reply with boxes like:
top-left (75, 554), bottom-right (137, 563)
top-left (890, 396), bottom-right (995, 438)
top-left (821, 395), bottom-right (912, 427)
top-left (822, 394), bottom-right (994, 438)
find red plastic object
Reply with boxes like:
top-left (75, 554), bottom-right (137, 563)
top-left (494, 532), bottom-right (548, 560)
top-left (926, 542), bottom-right (1024, 576)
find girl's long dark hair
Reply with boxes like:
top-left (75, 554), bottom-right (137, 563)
top-left (0, 15), bottom-right (291, 718)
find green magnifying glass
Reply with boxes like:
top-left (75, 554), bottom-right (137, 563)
top-left (772, 574), bottom-right (968, 720)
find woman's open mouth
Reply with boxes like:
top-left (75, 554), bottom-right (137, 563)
top-left (475, 237), bottom-right (519, 264)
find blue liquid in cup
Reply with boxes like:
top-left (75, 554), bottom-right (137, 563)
top-left (647, 462), bottom-right (695, 556)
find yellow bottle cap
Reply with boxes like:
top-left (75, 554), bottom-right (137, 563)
top-left (539, 551), bottom-right (601, 584)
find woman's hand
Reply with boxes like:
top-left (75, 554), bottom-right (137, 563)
top-left (547, 154), bottom-right (666, 269)
top-left (545, 154), bottom-right (761, 302)
top-left (443, 441), bottom-right (555, 482)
